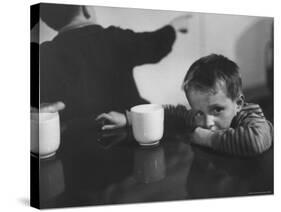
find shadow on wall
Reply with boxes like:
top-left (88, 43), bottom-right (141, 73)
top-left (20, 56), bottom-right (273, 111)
top-left (235, 18), bottom-right (273, 122)
top-left (235, 18), bottom-right (273, 93)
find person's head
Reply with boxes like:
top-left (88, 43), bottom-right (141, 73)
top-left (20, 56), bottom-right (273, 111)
top-left (182, 54), bottom-right (244, 130)
top-left (40, 3), bottom-right (94, 30)
top-left (31, 4), bottom-right (39, 29)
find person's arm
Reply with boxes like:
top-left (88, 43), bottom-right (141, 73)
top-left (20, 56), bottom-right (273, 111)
top-left (164, 105), bottom-right (199, 133)
top-left (95, 102), bottom-right (200, 131)
top-left (95, 104), bottom-right (198, 131)
top-left (106, 25), bottom-right (175, 66)
top-left (40, 42), bottom-right (66, 104)
top-left (191, 117), bottom-right (273, 157)
top-left (211, 119), bottom-right (273, 156)
top-left (96, 111), bottom-right (127, 130)
top-left (40, 42), bottom-right (72, 122)
top-left (106, 15), bottom-right (191, 66)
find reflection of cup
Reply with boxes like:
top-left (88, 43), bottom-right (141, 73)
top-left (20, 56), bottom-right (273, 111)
top-left (40, 157), bottom-right (65, 202)
top-left (133, 146), bottom-right (166, 184)
top-left (130, 104), bottom-right (164, 146)
top-left (31, 112), bottom-right (61, 159)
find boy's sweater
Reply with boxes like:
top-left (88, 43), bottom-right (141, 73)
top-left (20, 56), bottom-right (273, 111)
top-left (164, 103), bottom-right (273, 157)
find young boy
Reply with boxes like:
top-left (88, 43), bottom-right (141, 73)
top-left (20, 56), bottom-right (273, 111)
top-left (97, 54), bottom-right (273, 157)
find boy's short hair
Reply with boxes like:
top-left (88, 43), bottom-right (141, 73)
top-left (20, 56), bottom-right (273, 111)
top-left (40, 3), bottom-right (80, 30)
top-left (183, 54), bottom-right (242, 100)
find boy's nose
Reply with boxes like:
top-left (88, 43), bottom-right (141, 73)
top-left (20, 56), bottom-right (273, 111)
top-left (204, 115), bottom-right (215, 129)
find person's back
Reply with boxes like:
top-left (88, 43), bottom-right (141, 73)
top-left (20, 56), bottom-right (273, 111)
top-left (39, 3), bottom-right (189, 122)
top-left (41, 24), bottom-right (176, 120)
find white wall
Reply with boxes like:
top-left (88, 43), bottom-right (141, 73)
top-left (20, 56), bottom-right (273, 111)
top-left (201, 13), bottom-right (272, 89)
top-left (39, 5), bottom-right (273, 106)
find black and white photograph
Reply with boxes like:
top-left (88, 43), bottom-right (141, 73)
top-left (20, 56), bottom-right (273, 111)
top-left (30, 2), bottom-right (273, 210)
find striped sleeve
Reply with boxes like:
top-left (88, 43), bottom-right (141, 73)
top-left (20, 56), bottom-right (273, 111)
top-left (164, 105), bottom-right (198, 132)
top-left (211, 118), bottom-right (273, 157)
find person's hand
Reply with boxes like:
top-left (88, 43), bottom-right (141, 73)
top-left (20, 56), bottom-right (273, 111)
top-left (96, 111), bottom-right (127, 130)
top-left (40, 101), bottom-right (65, 113)
top-left (189, 127), bottom-right (214, 148)
top-left (169, 14), bottom-right (192, 34)
top-left (193, 111), bottom-right (206, 128)
top-left (31, 101), bottom-right (65, 113)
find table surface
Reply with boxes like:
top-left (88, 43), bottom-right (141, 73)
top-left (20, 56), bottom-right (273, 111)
top-left (32, 119), bottom-right (273, 209)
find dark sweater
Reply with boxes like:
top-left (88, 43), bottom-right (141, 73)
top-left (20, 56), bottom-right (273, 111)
top-left (40, 25), bottom-right (176, 121)
top-left (164, 103), bottom-right (273, 157)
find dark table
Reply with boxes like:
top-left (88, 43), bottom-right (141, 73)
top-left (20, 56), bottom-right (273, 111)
top-left (31, 119), bottom-right (273, 209)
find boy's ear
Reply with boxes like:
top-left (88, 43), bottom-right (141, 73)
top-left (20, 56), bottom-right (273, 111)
top-left (236, 95), bottom-right (244, 111)
top-left (82, 6), bottom-right (90, 19)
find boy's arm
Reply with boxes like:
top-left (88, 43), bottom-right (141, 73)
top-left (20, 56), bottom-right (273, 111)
top-left (164, 105), bottom-right (199, 132)
top-left (192, 118), bottom-right (273, 157)
top-left (96, 105), bottom-right (197, 131)
top-left (211, 120), bottom-right (273, 156)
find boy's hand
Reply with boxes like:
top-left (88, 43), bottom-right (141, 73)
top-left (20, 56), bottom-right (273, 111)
top-left (96, 111), bottom-right (127, 130)
top-left (193, 111), bottom-right (206, 128)
top-left (189, 127), bottom-right (214, 148)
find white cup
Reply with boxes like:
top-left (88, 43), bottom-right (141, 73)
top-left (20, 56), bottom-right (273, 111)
top-left (130, 104), bottom-right (164, 146)
top-left (31, 112), bottom-right (61, 159)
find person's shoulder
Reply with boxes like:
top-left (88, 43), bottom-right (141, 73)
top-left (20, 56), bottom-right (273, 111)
top-left (231, 102), bottom-right (266, 127)
top-left (78, 24), bottom-right (104, 33)
top-left (103, 25), bottom-right (133, 35)
top-left (241, 102), bottom-right (264, 114)
top-left (40, 40), bottom-right (52, 48)
top-left (39, 41), bottom-right (55, 54)
top-left (54, 24), bottom-right (104, 42)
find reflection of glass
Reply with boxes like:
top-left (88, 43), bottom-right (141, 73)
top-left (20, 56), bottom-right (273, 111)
top-left (185, 153), bottom-right (247, 198)
top-left (133, 145), bottom-right (166, 184)
top-left (40, 157), bottom-right (65, 203)
top-left (97, 129), bottom-right (128, 149)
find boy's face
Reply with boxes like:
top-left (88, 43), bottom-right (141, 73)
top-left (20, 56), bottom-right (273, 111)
top-left (186, 84), bottom-right (243, 130)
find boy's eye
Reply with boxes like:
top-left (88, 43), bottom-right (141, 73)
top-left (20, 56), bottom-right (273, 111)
top-left (195, 111), bottom-right (204, 117)
top-left (212, 107), bottom-right (224, 115)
